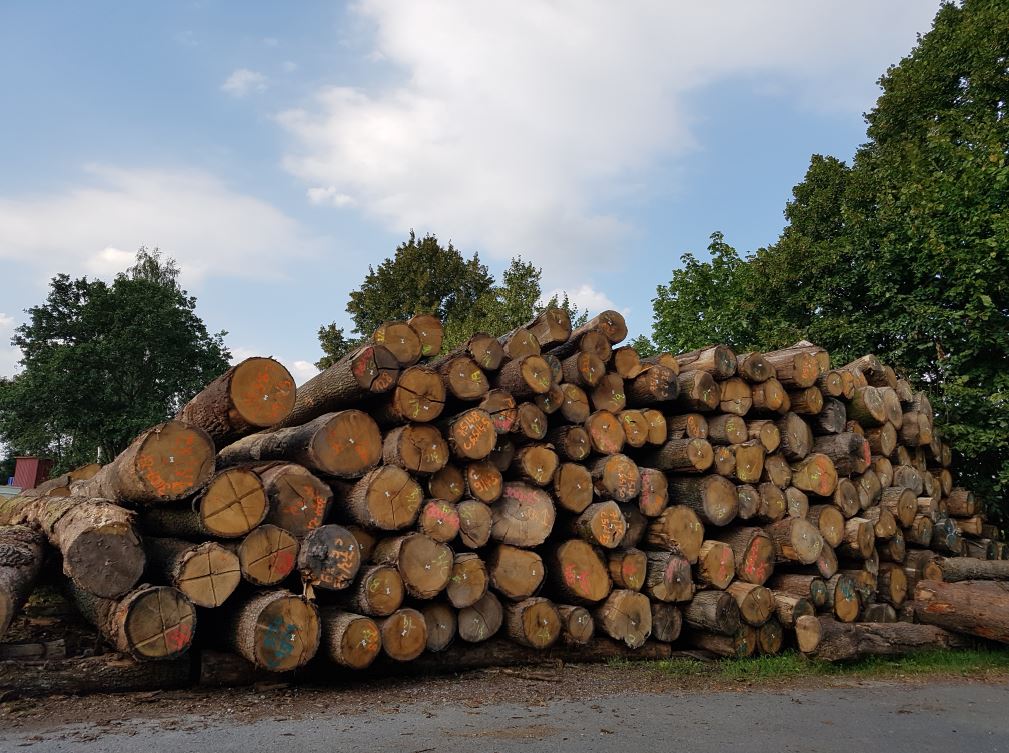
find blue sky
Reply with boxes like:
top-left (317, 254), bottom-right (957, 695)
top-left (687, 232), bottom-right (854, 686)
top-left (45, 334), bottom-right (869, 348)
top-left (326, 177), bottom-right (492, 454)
top-left (0, 1), bottom-right (942, 382)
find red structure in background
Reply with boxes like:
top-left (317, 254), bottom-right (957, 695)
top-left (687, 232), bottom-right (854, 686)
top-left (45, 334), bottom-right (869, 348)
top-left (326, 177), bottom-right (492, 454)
top-left (13, 456), bottom-right (53, 489)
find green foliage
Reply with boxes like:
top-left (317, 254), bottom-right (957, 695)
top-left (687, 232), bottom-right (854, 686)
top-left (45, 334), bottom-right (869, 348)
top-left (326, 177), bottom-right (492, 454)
top-left (318, 233), bottom-right (588, 363)
top-left (0, 248), bottom-right (230, 472)
top-left (648, 0), bottom-right (1009, 519)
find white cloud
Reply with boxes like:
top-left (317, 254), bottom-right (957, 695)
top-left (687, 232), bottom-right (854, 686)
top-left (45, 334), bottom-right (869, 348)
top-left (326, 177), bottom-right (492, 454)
top-left (306, 186), bottom-right (356, 208)
top-left (281, 60), bottom-right (298, 73)
top-left (278, 0), bottom-right (937, 284)
top-left (0, 164), bottom-right (318, 284)
top-left (540, 285), bottom-right (621, 319)
top-left (0, 314), bottom-right (14, 330)
top-left (289, 360), bottom-right (320, 385)
top-left (221, 68), bottom-right (267, 98)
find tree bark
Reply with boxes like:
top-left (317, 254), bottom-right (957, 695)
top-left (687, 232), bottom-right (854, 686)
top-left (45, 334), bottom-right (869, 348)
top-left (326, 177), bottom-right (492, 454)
top-left (218, 410), bottom-right (382, 478)
top-left (0, 494), bottom-right (144, 598)
top-left (276, 343), bottom-right (399, 429)
top-left (808, 616), bottom-right (971, 661)
top-left (178, 357), bottom-right (296, 444)
top-left (77, 421), bottom-right (216, 505)
top-left (0, 525), bottom-right (45, 636)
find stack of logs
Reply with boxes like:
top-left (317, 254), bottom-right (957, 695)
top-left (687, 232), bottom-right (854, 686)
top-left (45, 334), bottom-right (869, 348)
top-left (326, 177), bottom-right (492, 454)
top-left (0, 307), bottom-right (1005, 679)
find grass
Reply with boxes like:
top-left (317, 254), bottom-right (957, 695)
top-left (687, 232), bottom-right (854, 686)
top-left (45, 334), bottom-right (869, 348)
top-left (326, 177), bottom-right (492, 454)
top-left (609, 648), bottom-right (1009, 682)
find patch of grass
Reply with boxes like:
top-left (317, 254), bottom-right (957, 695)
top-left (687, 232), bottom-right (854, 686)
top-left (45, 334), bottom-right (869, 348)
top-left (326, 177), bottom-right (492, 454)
top-left (649, 648), bottom-right (1009, 682)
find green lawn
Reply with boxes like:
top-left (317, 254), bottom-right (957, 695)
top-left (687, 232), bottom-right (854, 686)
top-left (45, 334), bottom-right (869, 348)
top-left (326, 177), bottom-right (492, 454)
top-left (613, 648), bottom-right (1009, 681)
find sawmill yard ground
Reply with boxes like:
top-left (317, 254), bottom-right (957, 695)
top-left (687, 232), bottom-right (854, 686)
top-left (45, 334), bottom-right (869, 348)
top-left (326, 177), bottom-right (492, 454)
top-left (2, 650), bottom-right (1009, 752)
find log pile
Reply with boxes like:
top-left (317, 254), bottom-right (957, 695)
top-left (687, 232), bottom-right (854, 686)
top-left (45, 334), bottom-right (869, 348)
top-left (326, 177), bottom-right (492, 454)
top-left (0, 312), bottom-right (1006, 688)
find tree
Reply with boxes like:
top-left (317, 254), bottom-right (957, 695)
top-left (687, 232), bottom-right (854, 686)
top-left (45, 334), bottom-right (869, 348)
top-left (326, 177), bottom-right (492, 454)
top-left (0, 248), bottom-right (230, 472)
top-left (318, 233), bottom-right (588, 364)
top-left (649, 0), bottom-right (1009, 519)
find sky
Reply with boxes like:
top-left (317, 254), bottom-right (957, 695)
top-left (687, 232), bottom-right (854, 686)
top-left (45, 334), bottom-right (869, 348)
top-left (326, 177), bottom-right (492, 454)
top-left (0, 1), bottom-right (943, 384)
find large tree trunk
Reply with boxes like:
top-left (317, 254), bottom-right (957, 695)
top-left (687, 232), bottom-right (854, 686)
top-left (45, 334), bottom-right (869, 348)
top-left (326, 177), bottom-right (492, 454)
top-left (938, 557), bottom-right (1009, 582)
top-left (140, 468), bottom-right (268, 540)
top-left (178, 357), bottom-right (296, 444)
top-left (807, 616), bottom-right (972, 661)
top-left (0, 494), bottom-right (145, 598)
top-left (218, 410), bottom-right (382, 478)
top-left (77, 421), bottom-right (216, 505)
top-left (913, 580), bottom-right (1009, 643)
top-left (273, 343), bottom-right (399, 429)
top-left (0, 525), bottom-right (45, 636)
top-left (0, 654), bottom-right (192, 697)
top-left (320, 608), bottom-right (382, 670)
top-left (225, 590), bottom-right (321, 671)
top-left (144, 538), bottom-right (241, 608)
top-left (69, 582), bottom-right (197, 661)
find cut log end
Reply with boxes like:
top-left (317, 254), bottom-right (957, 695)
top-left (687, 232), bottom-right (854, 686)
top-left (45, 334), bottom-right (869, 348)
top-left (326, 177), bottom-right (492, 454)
top-left (124, 586), bottom-right (197, 661)
top-left (201, 468), bottom-right (269, 538)
top-left (136, 421), bottom-right (216, 501)
top-left (237, 524), bottom-right (300, 586)
top-left (229, 357), bottom-right (297, 428)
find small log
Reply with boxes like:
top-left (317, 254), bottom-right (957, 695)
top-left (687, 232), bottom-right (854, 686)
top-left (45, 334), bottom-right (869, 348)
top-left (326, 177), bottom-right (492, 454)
top-left (758, 617), bottom-right (784, 655)
top-left (637, 467), bottom-right (669, 517)
top-left (791, 453), bottom-right (838, 497)
top-left (817, 542), bottom-right (840, 579)
top-left (71, 582), bottom-right (196, 661)
top-left (855, 469), bottom-right (883, 510)
top-left (379, 608), bottom-right (428, 661)
top-left (549, 425), bottom-right (592, 462)
top-left (612, 346), bottom-right (644, 378)
top-left (881, 486), bottom-right (918, 527)
top-left (548, 539), bottom-right (612, 604)
top-left (297, 524), bottom-right (361, 592)
top-left (770, 591), bottom-right (814, 627)
top-left (506, 597), bottom-right (562, 649)
top-left (145, 538), bottom-right (240, 608)
top-left (687, 625), bottom-right (758, 657)
top-left (683, 590), bottom-right (740, 635)
top-left (218, 410), bottom-right (382, 479)
top-left (553, 462), bottom-right (594, 513)
top-left (407, 313), bottom-right (444, 357)
top-left (416, 499), bottom-right (461, 543)
top-left (492, 355), bottom-right (553, 398)
top-left (712, 527), bottom-right (774, 585)
top-left (441, 408), bottom-right (497, 461)
top-left (736, 484), bottom-right (762, 521)
top-left (847, 386), bottom-right (887, 428)
top-left (719, 377), bottom-right (753, 416)
top-left (321, 609), bottom-right (382, 669)
top-left (626, 365), bottom-right (678, 406)
top-left (776, 413), bottom-right (813, 461)
top-left (523, 307), bottom-right (572, 349)
top-left (374, 366), bottom-right (446, 426)
top-left (275, 344), bottom-right (398, 428)
top-left (761, 454), bottom-right (792, 488)
top-left (666, 413), bottom-right (708, 440)
top-left (825, 574), bottom-right (861, 623)
top-left (607, 548), bottom-right (648, 591)
top-left (254, 463), bottom-right (331, 537)
top-left (0, 494), bottom-right (144, 598)
top-left (371, 321), bottom-right (422, 367)
top-left (584, 410), bottom-right (626, 455)
top-left (595, 589), bottom-right (651, 647)
top-left (879, 528), bottom-right (907, 563)
top-left (646, 505), bottom-right (705, 563)
top-left (178, 357), bottom-right (295, 445)
top-left (787, 386), bottom-right (824, 416)
top-left (757, 483), bottom-right (787, 523)
top-left (946, 488), bottom-right (978, 517)
top-left (487, 544), bottom-right (545, 601)
top-left (561, 350), bottom-right (606, 387)
top-left (873, 456), bottom-right (894, 487)
top-left (335, 465), bottom-right (423, 531)
top-left (491, 482), bottom-right (556, 547)
top-left (458, 592), bottom-right (504, 643)
top-left (557, 604), bottom-right (595, 645)
top-left (618, 504), bottom-right (648, 549)
top-left (423, 602), bottom-right (457, 652)
top-left (642, 409), bottom-right (668, 445)
top-left (457, 499), bottom-right (493, 549)
top-left (863, 506), bottom-right (898, 540)
top-left (939, 557), bottom-right (1009, 582)
top-left (812, 433), bottom-right (870, 477)
top-left (510, 444), bottom-right (559, 487)
top-left (737, 352), bottom-right (774, 383)
top-left (446, 552), bottom-right (489, 609)
top-left (234, 524), bottom-right (299, 586)
top-left (905, 514), bottom-right (935, 547)
top-left (807, 616), bottom-right (971, 661)
top-left (878, 562), bottom-right (908, 606)
top-left (373, 533), bottom-right (453, 599)
top-left (499, 326), bottom-right (541, 362)
top-left (707, 414), bottom-right (747, 445)
top-left (645, 550), bottom-right (694, 602)
top-left (344, 564), bottom-right (404, 616)
top-left (748, 420), bottom-right (781, 453)
top-left (0, 653), bottom-right (191, 696)
top-left (762, 349), bottom-right (818, 388)
top-left (0, 525), bottom-right (45, 636)
top-left (428, 464), bottom-right (464, 503)
top-left (381, 419), bottom-right (450, 472)
top-left (693, 540), bottom-right (735, 590)
top-left (650, 603), bottom-right (683, 642)
top-left (478, 389), bottom-right (518, 434)
top-left (838, 517), bottom-right (876, 560)
top-left (763, 518), bottom-right (823, 565)
top-left (570, 501), bottom-right (628, 549)
top-left (767, 573), bottom-right (828, 609)
top-left (807, 504), bottom-right (845, 548)
top-left (590, 453), bottom-right (641, 502)
top-left (672, 370), bottom-right (720, 411)
top-left (464, 459), bottom-right (503, 504)
top-left (549, 330), bottom-right (612, 364)
top-left (77, 421), bottom-right (215, 505)
top-left (674, 345), bottom-right (737, 379)
top-left (668, 474), bottom-right (738, 527)
top-left (751, 378), bottom-right (788, 414)
top-left (638, 438), bottom-right (713, 473)
top-left (436, 355), bottom-right (490, 400)
top-left (726, 581), bottom-right (774, 626)
top-left (785, 487), bottom-right (808, 519)
top-left (590, 373), bottom-right (627, 414)
top-left (617, 408), bottom-right (649, 448)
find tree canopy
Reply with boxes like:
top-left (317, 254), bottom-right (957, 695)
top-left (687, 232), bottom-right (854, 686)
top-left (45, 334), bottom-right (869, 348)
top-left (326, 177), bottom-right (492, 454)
top-left (649, 0), bottom-right (1009, 519)
top-left (0, 249), bottom-right (230, 471)
top-left (317, 231), bottom-right (586, 367)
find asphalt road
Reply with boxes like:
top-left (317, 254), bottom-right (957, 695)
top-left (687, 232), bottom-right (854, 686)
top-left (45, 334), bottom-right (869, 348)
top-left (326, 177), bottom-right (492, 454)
top-left (4, 681), bottom-right (1008, 753)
